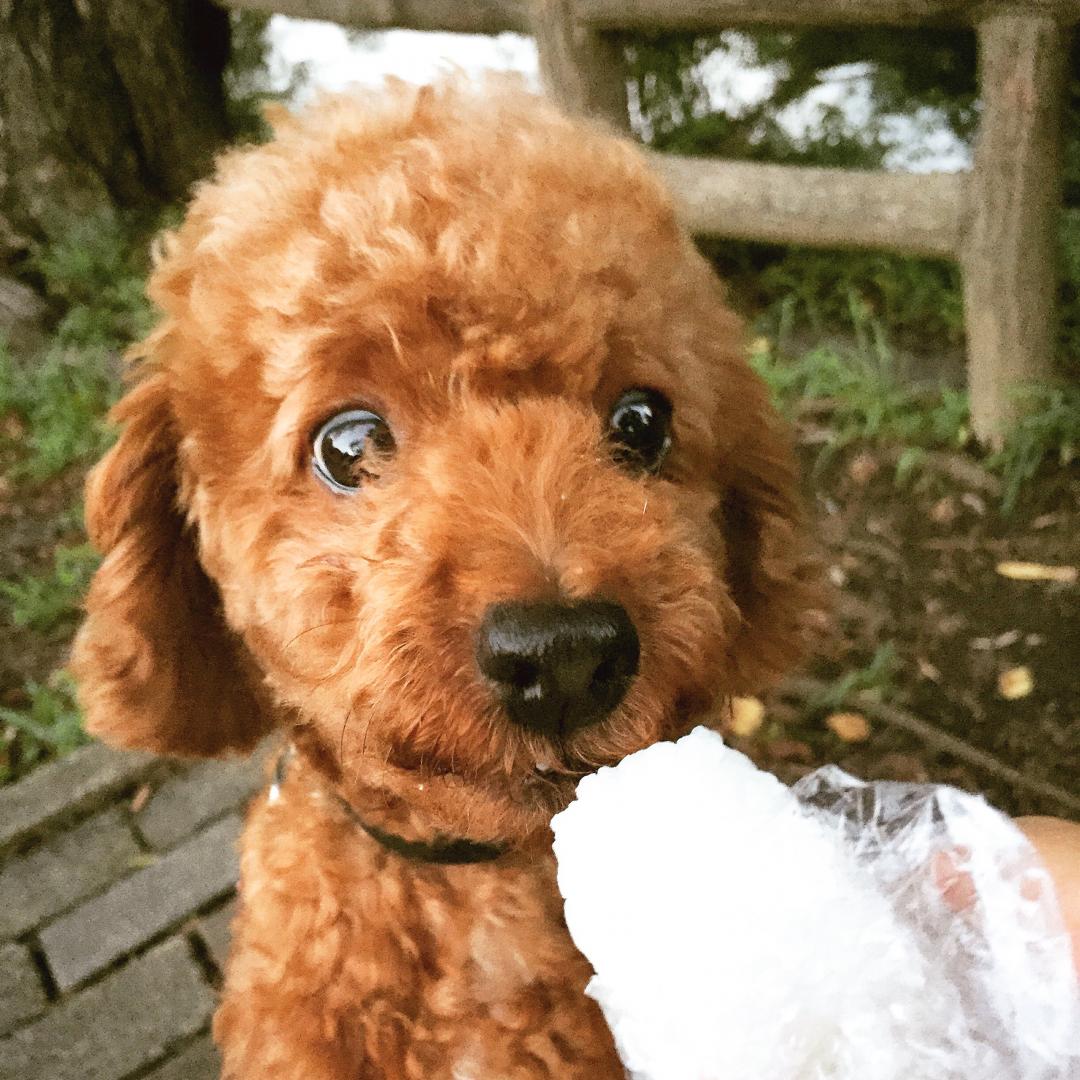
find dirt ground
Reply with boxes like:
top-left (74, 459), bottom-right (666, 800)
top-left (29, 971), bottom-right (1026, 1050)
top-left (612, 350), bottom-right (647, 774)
top-left (1, 420), bottom-right (1077, 819)
top-left (736, 437), bottom-right (1080, 822)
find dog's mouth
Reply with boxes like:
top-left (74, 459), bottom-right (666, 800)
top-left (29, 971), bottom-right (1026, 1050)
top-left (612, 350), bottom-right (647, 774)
top-left (376, 735), bottom-right (595, 823)
top-left (521, 753), bottom-right (591, 808)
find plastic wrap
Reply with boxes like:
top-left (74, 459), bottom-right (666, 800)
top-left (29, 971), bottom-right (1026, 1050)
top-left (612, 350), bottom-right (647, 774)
top-left (552, 726), bottom-right (1080, 1080)
top-left (793, 764), bottom-right (1080, 1079)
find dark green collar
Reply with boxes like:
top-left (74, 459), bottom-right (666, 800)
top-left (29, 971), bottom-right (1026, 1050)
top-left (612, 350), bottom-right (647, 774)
top-left (337, 796), bottom-right (509, 865)
top-left (274, 748), bottom-right (508, 866)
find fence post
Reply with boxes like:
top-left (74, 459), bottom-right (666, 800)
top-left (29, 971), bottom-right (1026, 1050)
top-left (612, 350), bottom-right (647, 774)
top-left (529, 0), bottom-right (629, 131)
top-left (962, 11), bottom-right (1067, 445)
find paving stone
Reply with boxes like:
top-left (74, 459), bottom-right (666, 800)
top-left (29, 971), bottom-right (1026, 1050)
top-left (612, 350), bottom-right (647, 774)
top-left (144, 1034), bottom-right (220, 1080)
top-left (0, 743), bottom-right (158, 855)
top-left (196, 897), bottom-right (237, 972)
top-left (0, 943), bottom-right (47, 1034)
top-left (0, 807), bottom-right (141, 941)
top-left (0, 936), bottom-right (213, 1080)
top-left (137, 750), bottom-right (267, 851)
top-left (40, 814), bottom-right (243, 992)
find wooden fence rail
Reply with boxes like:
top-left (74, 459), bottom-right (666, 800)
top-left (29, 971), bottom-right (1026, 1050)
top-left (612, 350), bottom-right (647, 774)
top-left (578, 0), bottom-right (1080, 31)
top-left (221, 0), bottom-right (1078, 442)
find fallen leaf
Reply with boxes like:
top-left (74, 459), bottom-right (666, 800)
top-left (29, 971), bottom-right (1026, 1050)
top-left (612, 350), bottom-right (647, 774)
top-left (936, 614), bottom-right (967, 637)
top-left (960, 492), bottom-right (986, 516)
top-left (995, 561), bottom-right (1077, 584)
top-left (728, 696), bottom-right (765, 737)
top-left (998, 666), bottom-right (1034, 700)
top-left (1030, 513), bottom-right (1061, 531)
top-left (929, 497), bottom-right (957, 525)
top-left (826, 711), bottom-right (871, 742)
top-left (847, 452), bottom-right (879, 486)
top-left (916, 657), bottom-right (941, 682)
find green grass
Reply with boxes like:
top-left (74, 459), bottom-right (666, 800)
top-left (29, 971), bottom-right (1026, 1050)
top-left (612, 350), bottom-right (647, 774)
top-left (0, 210), bottom-right (147, 484)
top-left (750, 335), bottom-right (971, 471)
top-left (989, 384), bottom-right (1080, 513)
top-left (711, 243), bottom-right (967, 356)
top-left (29, 209), bottom-right (154, 350)
top-left (0, 544), bottom-right (94, 780)
top-left (0, 342), bottom-right (118, 482)
top-left (808, 643), bottom-right (900, 712)
top-left (751, 330), bottom-right (1080, 515)
top-left (1, 543), bottom-right (100, 635)
top-left (0, 674), bottom-right (86, 784)
top-left (0, 211), bottom-right (148, 783)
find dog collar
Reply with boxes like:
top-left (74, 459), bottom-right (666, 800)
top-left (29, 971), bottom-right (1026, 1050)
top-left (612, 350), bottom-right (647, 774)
top-left (272, 747), bottom-right (508, 866)
top-left (334, 794), bottom-right (509, 865)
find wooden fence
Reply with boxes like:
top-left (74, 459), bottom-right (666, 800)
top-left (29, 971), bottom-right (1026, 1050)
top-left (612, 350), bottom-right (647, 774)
top-left (224, 0), bottom-right (1079, 442)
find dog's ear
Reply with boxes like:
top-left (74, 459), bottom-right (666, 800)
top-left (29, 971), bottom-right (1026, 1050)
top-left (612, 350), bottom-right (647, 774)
top-left (719, 377), bottom-right (824, 694)
top-left (71, 371), bottom-right (273, 757)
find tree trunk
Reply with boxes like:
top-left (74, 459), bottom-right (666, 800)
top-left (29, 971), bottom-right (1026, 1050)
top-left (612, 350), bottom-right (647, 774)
top-left (0, 0), bottom-right (233, 262)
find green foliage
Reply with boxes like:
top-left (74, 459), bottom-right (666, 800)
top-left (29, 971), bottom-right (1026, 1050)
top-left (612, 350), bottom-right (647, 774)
top-left (28, 209), bottom-right (154, 350)
top-left (0, 210), bottom-right (155, 782)
top-left (750, 334), bottom-right (970, 473)
top-left (708, 243), bottom-right (966, 351)
top-left (0, 211), bottom-right (152, 482)
top-left (753, 333), bottom-right (1077, 515)
top-left (224, 10), bottom-right (276, 142)
top-left (623, 28), bottom-right (977, 167)
top-left (0, 673), bottom-right (87, 783)
top-left (1, 543), bottom-right (100, 635)
top-left (747, 28), bottom-right (978, 140)
top-left (0, 343), bottom-right (118, 482)
top-left (810, 642), bottom-right (900, 711)
top-left (224, 10), bottom-right (309, 144)
top-left (989, 384), bottom-right (1080, 513)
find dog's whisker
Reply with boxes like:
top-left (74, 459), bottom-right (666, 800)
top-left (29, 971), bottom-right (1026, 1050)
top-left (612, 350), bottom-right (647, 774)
top-left (338, 705), bottom-right (354, 763)
top-left (281, 616), bottom-right (364, 653)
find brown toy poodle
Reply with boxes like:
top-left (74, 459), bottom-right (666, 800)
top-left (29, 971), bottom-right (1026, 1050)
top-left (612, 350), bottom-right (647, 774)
top-left (72, 79), bottom-right (820, 1078)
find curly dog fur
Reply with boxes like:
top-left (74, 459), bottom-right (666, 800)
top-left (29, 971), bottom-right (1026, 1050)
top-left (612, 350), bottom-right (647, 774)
top-left (72, 80), bottom-right (820, 1078)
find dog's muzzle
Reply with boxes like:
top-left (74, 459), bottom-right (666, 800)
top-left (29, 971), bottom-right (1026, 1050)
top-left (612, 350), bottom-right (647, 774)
top-left (476, 599), bottom-right (640, 739)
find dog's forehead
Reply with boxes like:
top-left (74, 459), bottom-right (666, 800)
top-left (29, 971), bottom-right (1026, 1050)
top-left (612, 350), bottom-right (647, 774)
top-left (238, 205), bottom-right (691, 414)
top-left (160, 85), bottom-right (733, 461)
top-left (169, 87), bottom-right (688, 372)
top-left (246, 196), bottom-right (682, 406)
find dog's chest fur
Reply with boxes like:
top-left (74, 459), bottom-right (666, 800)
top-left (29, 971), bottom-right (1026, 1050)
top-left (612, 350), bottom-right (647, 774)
top-left (214, 764), bottom-right (624, 1078)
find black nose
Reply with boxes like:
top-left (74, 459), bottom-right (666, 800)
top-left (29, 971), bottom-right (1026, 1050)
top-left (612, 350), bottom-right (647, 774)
top-left (476, 600), bottom-right (640, 738)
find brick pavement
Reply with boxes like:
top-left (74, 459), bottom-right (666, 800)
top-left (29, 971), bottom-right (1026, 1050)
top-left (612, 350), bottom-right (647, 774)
top-left (0, 743), bottom-right (271, 1079)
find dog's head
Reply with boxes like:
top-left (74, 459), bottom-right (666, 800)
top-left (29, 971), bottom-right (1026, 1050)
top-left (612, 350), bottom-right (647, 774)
top-left (72, 82), bottom-right (820, 841)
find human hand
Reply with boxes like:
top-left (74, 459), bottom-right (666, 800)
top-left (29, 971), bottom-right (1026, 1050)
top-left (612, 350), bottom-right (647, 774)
top-left (1016, 816), bottom-right (1080, 977)
top-left (934, 815), bottom-right (1080, 977)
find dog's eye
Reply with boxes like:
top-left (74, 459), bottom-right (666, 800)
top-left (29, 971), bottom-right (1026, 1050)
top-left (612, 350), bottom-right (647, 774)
top-left (607, 389), bottom-right (673, 474)
top-left (312, 409), bottom-right (395, 493)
